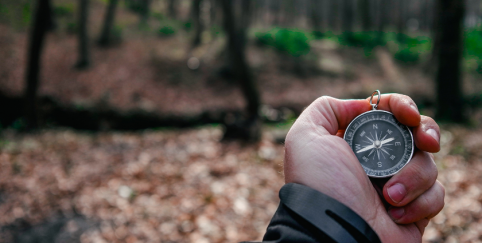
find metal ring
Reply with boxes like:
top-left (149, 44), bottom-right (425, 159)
top-left (370, 90), bottom-right (381, 110)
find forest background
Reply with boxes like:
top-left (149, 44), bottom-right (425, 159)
top-left (0, 0), bottom-right (482, 242)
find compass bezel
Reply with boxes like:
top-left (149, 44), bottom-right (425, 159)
top-left (343, 110), bottom-right (414, 178)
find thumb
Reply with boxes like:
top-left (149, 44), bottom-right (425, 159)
top-left (298, 96), bottom-right (371, 136)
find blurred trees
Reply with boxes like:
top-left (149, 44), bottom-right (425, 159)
top-left (434, 0), bottom-right (467, 122)
top-left (220, 0), bottom-right (261, 141)
top-left (191, 0), bottom-right (203, 48)
top-left (98, 0), bottom-right (118, 46)
top-left (168, 0), bottom-right (178, 19)
top-left (75, 0), bottom-right (90, 69)
top-left (360, 0), bottom-right (371, 31)
top-left (24, 0), bottom-right (53, 130)
top-left (310, 0), bottom-right (323, 35)
top-left (343, 0), bottom-right (354, 38)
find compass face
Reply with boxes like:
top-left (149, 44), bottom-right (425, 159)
top-left (344, 110), bottom-right (414, 178)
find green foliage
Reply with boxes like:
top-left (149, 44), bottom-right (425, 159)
top-left (22, 2), bottom-right (31, 25)
top-left (112, 25), bottom-right (123, 42)
top-left (312, 30), bottom-right (324, 40)
top-left (183, 21), bottom-right (192, 31)
top-left (152, 12), bottom-right (164, 21)
top-left (12, 119), bottom-right (25, 131)
top-left (66, 22), bottom-right (77, 34)
top-left (210, 25), bottom-right (221, 36)
top-left (53, 5), bottom-right (73, 17)
top-left (338, 31), bottom-right (385, 49)
top-left (0, 3), bottom-right (8, 14)
top-left (392, 34), bottom-right (431, 64)
top-left (124, 0), bottom-right (144, 14)
top-left (464, 28), bottom-right (482, 73)
top-left (255, 28), bottom-right (311, 57)
top-left (158, 26), bottom-right (176, 37)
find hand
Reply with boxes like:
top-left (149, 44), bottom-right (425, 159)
top-left (284, 94), bottom-right (444, 242)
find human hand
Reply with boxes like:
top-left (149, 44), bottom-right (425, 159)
top-left (284, 94), bottom-right (444, 242)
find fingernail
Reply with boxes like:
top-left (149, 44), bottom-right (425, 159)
top-left (389, 207), bottom-right (405, 220)
top-left (410, 104), bottom-right (419, 114)
top-left (387, 183), bottom-right (407, 203)
top-left (426, 128), bottom-right (440, 143)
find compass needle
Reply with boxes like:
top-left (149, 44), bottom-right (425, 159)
top-left (356, 144), bottom-right (375, 153)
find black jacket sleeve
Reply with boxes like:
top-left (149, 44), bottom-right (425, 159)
top-left (262, 183), bottom-right (381, 243)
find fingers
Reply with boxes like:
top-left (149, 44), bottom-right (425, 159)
top-left (388, 181), bottom-right (445, 224)
top-left (366, 94), bottom-right (421, 127)
top-left (301, 94), bottom-right (421, 136)
top-left (383, 150), bottom-right (437, 207)
top-left (412, 116), bottom-right (441, 153)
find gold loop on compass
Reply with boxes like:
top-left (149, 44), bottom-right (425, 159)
top-left (370, 90), bottom-right (381, 110)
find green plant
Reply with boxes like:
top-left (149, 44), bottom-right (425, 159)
top-left (392, 34), bottom-right (431, 64)
top-left (312, 30), bottom-right (324, 40)
top-left (152, 12), bottom-right (164, 20)
top-left (12, 119), bottom-right (25, 131)
top-left (394, 47), bottom-right (421, 64)
top-left (54, 5), bottom-right (73, 17)
top-left (183, 21), bottom-right (192, 31)
top-left (158, 26), bottom-right (176, 37)
top-left (0, 3), bottom-right (8, 14)
top-left (255, 28), bottom-right (311, 57)
top-left (66, 22), bottom-right (77, 34)
top-left (22, 3), bottom-right (31, 25)
top-left (339, 31), bottom-right (385, 49)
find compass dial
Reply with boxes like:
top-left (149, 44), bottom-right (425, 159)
top-left (344, 110), bottom-right (414, 178)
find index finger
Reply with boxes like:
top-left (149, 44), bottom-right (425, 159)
top-left (366, 94), bottom-right (421, 127)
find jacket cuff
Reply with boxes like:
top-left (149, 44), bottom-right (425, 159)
top-left (263, 183), bottom-right (380, 243)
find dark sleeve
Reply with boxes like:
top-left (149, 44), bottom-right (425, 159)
top-left (262, 183), bottom-right (381, 243)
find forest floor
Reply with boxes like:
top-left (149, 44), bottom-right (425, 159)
top-left (1, 0), bottom-right (482, 242)
top-left (0, 124), bottom-right (481, 242)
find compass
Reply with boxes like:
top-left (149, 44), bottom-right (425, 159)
top-left (344, 90), bottom-right (414, 178)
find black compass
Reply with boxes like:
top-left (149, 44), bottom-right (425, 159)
top-left (344, 91), bottom-right (414, 178)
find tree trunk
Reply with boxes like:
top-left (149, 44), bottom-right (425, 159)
top-left (311, 0), bottom-right (323, 33)
top-left (343, 0), bottom-right (354, 38)
top-left (139, 0), bottom-right (151, 26)
top-left (360, 0), bottom-right (371, 31)
top-left (377, 0), bottom-right (387, 42)
top-left (98, 0), bottom-right (118, 47)
top-left (434, 0), bottom-right (466, 122)
top-left (24, 0), bottom-right (52, 130)
top-left (329, 0), bottom-right (339, 32)
top-left (191, 0), bottom-right (203, 47)
top-left (220, 0), bottom-right (261, 141)
top-left (75, 0), bottom-right (90, 69)
top-left (168, 0), bottom-right (177, 19)
top-left (397, 0), bottom-right (406, 41)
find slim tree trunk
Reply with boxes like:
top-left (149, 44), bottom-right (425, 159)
top-left (311, 0), bottom-right (323, 33)
top-left (360, 0), bottom-right (371, 31)
top-left (435, 0), bottom-right (466, 122)
top-left (75, 0), bottom-right (90, 69)
top-left (139, 0), bottom-right (151, 26)
top-left (343, 0), bottom-right (354, 38)
top-left (168, 0), bottom-right (177, 19)
top-left (397, 0), bottom-right (406, 41)
top-left (377, 0), bottom-right (387, 42)
top-left (329, 0), bottom-right (340, 32)
top-left (192, 0), bottom-right (203, 47)
top-left (24, 0), bottom-right (52, 130)
top-left (220, 0), bottom-right (261, 141)
top-left (98, 0), bottom-right (118, 47)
